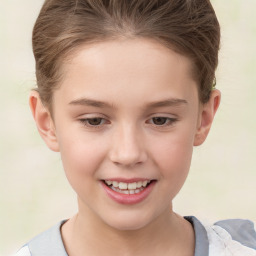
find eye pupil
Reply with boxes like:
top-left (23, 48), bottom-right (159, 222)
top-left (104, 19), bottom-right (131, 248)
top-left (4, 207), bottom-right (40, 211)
top-left (88, 118), bottom-right (102, 125)
top-left (152, 117), bottom-right (167, 125)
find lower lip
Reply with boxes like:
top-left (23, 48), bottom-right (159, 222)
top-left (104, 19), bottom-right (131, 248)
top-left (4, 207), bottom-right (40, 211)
top-left (101, 181), bottom-right (156, 205)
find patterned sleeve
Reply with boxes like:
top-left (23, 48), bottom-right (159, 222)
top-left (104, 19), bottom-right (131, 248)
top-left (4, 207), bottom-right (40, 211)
top-left (214, 219), bottom-right (256, 250)
top-left (13, 246), bottom-right (31, 256)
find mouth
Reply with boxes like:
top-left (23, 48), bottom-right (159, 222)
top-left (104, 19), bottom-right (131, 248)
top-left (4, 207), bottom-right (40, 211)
top-left (101, 179), bottom-right (156, 205)
top-left (102, 180), bottom-right (154, 195)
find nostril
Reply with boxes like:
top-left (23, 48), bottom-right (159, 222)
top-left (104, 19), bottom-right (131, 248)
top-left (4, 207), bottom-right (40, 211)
top-left (110, 154), bottom-right (147, 167)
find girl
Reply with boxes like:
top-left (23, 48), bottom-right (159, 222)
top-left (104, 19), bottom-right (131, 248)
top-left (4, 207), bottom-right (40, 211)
top-left (15, 0), bottom-right (256, 255)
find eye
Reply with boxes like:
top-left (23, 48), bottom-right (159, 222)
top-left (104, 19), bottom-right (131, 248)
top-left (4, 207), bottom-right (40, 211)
top-left (152, 117), bottom-right (169, 125)
top-left (79, 117), bottom-right (108, 127)
top-left (87, 118), bottom-right (104, 126)
top-left (147, 117), bottom-right (177, 126)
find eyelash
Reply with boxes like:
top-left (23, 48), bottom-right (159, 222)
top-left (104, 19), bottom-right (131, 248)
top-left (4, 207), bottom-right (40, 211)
top-left (79, 116), bottom-right (177, 129)
top-left (147, 117), bottom-right (177, 127)
top-left (79, 117), bottom-right (109, 128)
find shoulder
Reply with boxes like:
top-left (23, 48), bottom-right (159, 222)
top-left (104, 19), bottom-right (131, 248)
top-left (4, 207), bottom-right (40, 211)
top-left (206, 219), bottom-right (256, 256)
top-left (13, 220), bottom-right (68, 256)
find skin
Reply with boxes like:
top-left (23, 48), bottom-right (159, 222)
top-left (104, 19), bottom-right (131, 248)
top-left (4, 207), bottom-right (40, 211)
top-left (30, 38), bottom-right (220, 255)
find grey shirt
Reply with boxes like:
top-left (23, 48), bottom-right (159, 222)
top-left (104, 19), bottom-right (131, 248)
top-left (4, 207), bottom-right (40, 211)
top-left (17, 216), bottom-right (256, 256)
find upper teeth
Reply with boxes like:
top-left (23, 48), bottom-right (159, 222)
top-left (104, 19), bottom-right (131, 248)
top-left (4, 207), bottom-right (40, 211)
top-left (105, 180), bottom-right (150, 190)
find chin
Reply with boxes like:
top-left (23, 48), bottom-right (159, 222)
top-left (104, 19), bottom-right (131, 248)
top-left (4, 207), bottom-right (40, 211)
top-left (101, 210), bottom-right (156, 231)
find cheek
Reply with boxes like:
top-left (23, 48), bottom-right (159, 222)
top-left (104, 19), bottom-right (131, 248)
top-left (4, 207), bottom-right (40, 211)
top-left (150, 129), bottom-right (195, 177)
top-left (57, 132), bottom-right (108, 184)
top-left (152, 136), bottom-right (194, 202)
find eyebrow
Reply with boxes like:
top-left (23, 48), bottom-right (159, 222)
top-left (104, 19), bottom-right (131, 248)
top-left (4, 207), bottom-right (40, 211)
top-left (145, 98), bottom-right (188, 108)
top-left (69, 97), bottom-right (187, 109)
top-left (69, 98), bottom-right (114, 108)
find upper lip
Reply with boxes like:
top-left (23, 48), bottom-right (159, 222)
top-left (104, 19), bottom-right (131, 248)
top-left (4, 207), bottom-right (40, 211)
top-left (101, 178), bottom-right (154, 183)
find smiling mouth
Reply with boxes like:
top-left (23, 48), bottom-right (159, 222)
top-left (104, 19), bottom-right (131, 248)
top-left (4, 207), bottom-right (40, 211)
top-left (103, 180), bottom-right (153, 195)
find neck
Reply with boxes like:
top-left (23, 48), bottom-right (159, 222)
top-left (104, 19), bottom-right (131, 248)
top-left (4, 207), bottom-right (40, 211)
top-left (61, 203), bottom-right (194, 256)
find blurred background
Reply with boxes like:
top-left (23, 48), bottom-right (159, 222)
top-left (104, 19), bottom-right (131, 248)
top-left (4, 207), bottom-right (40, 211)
top-left (0, 0), bottom-right (256, 255)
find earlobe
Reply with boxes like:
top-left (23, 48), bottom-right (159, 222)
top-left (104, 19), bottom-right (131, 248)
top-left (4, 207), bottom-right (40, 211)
top-left (29, 91), bottom-right (60, 152)
top-left (193, 89), bottom-right (221, 146)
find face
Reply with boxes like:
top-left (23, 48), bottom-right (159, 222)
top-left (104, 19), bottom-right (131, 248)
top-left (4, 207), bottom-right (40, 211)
top-left (34, 38), bottom-right (214, 231)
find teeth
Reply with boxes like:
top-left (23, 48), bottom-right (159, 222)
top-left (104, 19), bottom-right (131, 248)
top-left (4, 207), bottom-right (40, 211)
top-left (142, 181), bottom-right (148, 187)
top-left (111, 186), bottom-right (145, 195)
top-left (104, 180), bottom-right (151, 191)
top-left (118, 182), bottom-right (128, 190)
top-left (113, 181), bottom-right (119, 188)
top-left (128, 182), bottom-right (137, 190)
top-left (137, 181), bottom-right (142, 188)
top-left (106, 180), bottom-right (112, 186)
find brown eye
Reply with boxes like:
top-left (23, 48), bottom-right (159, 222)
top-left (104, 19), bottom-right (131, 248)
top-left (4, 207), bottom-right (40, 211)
top-left (152, 117), bottom-right (168, 125)
top-left (148, 116), bottom-right (178, 127)
top-left (79, 117), bottom-right (107, 127)
top-left (87, 118), bottom-right (104, 126)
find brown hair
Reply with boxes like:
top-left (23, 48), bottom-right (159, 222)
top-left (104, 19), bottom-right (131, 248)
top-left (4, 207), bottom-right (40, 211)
top-left (32, 0), bottom-right (220, 108)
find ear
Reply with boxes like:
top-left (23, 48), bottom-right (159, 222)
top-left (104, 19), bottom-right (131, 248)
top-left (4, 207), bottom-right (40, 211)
top-left (193, 89), bottom-right (221, 146)
top-left (29, 91), bottom-right (59, 152)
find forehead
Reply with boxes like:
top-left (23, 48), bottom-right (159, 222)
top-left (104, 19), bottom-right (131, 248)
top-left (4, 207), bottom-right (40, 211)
top-left (55, 38), bottom-right (199, 107)
top-left (64, 38), bottom-right (194, 79)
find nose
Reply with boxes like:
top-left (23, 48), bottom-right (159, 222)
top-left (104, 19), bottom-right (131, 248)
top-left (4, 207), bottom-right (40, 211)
top-left (108, 124), bottom-right (147, 167)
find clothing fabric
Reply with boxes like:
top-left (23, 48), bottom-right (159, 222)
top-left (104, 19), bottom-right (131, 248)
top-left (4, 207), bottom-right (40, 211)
top-left (14, 216), bottom-right (256, 256)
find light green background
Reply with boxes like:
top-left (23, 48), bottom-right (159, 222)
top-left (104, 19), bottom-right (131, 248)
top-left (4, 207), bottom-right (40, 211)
top-left (1, 1), bottom-right (256, 255)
